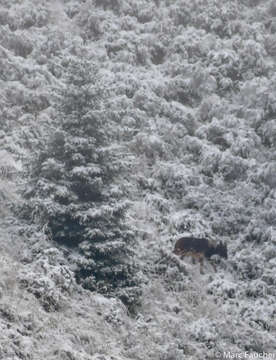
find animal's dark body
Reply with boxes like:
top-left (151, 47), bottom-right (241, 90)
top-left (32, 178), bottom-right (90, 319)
top-left (173, 237), bottom-right (227, 274)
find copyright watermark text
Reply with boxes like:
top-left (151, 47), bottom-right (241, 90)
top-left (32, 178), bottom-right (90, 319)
top-left (215, 352), bottom-right (276, 359)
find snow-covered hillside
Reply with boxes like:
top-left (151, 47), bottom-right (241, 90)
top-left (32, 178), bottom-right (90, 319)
top-left (1, 0), bottom-right (276, 359)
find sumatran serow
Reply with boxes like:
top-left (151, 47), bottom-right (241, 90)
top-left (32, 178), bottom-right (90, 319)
top-left (173, 237), bottom-right (227, 274)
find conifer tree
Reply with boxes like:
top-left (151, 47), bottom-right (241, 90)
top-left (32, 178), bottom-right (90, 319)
top-left (25, 57), bottom-right (141, 309)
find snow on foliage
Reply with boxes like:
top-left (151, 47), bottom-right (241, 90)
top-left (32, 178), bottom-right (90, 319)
top-left (1, 0), bottom-right (276, 358)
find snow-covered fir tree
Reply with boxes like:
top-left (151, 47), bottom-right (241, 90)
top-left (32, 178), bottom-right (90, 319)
top-left (23, 57), bottom-right (141, 309)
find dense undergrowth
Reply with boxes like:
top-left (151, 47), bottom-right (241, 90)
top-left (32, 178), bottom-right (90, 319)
top-left (0, 0), bottom-right (276, 359)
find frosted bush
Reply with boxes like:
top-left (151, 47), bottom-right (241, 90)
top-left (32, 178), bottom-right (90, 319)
top-left (133, 88), bottom-right (161, 115)
top-left (2, 30), bottom-right (33, 58)
top-left (262, 243), bottom-right (276, 262)
top-left (242, 108), bottom-right (264, 130)
top-left (168, 1), bottom-right (191, 27)
top-left (193, 0), bottom-right (240, 36)
top-left (158, 122), bottom-right (188, 158)
top-left (0, 9), bottom-right (9, 26)
top-left (94, 0), bottom-right (120, 12)
top-left (233, 251), bottom-right (264, 280)
top-left (262, 268), bottom-right (276, 287)
top-left (180, 27), bottom-right (210, 60)
top-left (105, 37), bottom-right (126, 59)
top-left (160, 102), bottom-right (196, 135)
top-left (150, 41), bottom-right (166, 65)
top-left (18, 249), bottom-right (75, 311)
top-left (103, 297), bottom-right (127, 326)
top-left (18, 5), bottom-right (49, 28)
top-left (207, 279), bottom-right (237, 299)
top-left (239, 78), bottom-right (270, 110)
top-left (135, 5), bottom-right (155, 24)
top-left (167, 211), bottom-right (192, 235)
top-left (259, 162), bottom-right (276, 188)
top-left (170, 35), bottom-right (190, 57)
top-left (263, 207), bottom-right (276, 226)
top-left (35, 31), bottom-right (65, 60)
top-left (268, 0), bottom-right (276, 17)
top-left (161, 262), bottom-right (188, 291)
top-left (205, 118), bottom-right (231, 150)
top-left (156, 163), bottom-right (197, 199)
top-left (259, 119), bottom-right (276, 147)
top-left (130, 133), bottom-right (166, 161)
top-left (197, 94), bottom-right (222, 122)
top-left (218, 151), bottom-right (248, 181)
top-left (230, 134), bottom-right (259, 159)
top-left (164, 77), bottom-right (194, 106)
top-left (23, 91), bottom-right (50, 115)
top-left (183, 135), bottom-right (203, 159)
top-left (189, 67), bottom-right (217, 97)
top-left (65, 2), bottom-right (81, 19)
top-left (84, 14), bottom-right (103, 39)
top-left (244, 220), bottom-right (269, 244)
top-left (144, 193), bottom-right (170, 214)
top-left (189, 318), bottom-right (218, 345)
top-left (239, 39), bottom-right (268, 76)
top-left (159, 344), bottom-right (184, 360)
top-left (207, 48), bottom-right (241, 81)
top-left (200, 146), bottom-right (221, 177)
top-left (0, 150), bottom-right (18, 181)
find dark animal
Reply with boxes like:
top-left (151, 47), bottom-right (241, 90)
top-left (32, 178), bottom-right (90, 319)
top-left (173, 237), bottom-right (227, 274)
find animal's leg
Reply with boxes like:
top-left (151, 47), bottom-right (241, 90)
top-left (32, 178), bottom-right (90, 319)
top-left (210, 261), bottom-right (217, 272)
top-left (180, 250), bottom-right (186, 260)
top-left (199, 255), bottom-right (204, 274)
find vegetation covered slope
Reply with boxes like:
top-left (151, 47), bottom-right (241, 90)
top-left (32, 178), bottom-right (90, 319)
top-left (0, 0), bottom-right (276, 359)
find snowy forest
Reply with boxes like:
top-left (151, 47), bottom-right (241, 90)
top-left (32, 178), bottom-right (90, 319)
top-left (0, 0), bottom-right (276, 359)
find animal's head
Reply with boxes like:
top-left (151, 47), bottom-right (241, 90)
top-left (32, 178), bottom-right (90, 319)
top-left (216, 241), bottom-right (227, 259)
